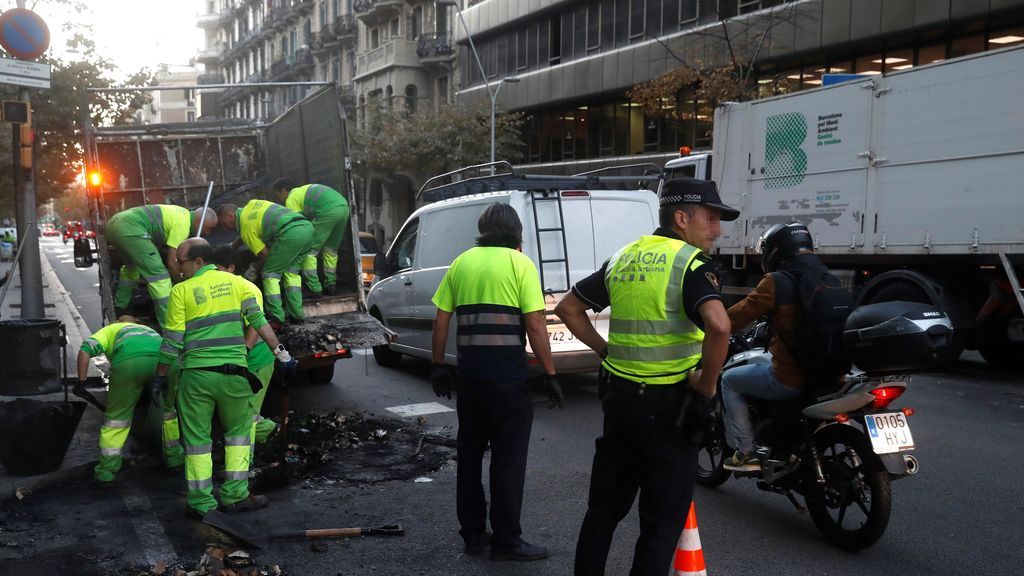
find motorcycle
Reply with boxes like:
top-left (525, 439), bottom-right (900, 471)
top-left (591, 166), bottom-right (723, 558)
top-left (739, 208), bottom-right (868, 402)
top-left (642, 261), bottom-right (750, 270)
top-left (697, 301), bottom-right (953, 550)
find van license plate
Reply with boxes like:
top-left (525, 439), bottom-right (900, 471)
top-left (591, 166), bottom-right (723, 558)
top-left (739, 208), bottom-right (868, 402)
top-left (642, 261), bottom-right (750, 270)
top-left (864, 412), bottom-right (914, 454)
top-left (548, 327), bottom-right (577, 345)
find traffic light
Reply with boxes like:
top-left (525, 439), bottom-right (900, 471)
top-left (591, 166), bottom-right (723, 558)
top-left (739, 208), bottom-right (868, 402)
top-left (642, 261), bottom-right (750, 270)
top-left (2, 100), bottom-right (30, 124)
top-left (88, 171), bottom-right (101, 187)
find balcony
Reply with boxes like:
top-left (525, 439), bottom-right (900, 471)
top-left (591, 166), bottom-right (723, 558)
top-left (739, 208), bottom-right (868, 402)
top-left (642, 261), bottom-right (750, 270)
top-left (335, 15), bottom-right (358, 44)
top-left (196, 43), bottom-right (224, 64)
top-left (339, 84), bottom-right (356, 109)
top-left (354, 0), bottom-right (404, 25)
top-left (416, 33), bottom-right (453, 62)
top-left (355, 38), bottom-right (421, 79)
top-left (269, 48), bottom-right (315, 80)
top-left (197, 73), bottom-right (226, 85)
top-left (196, 12), bottom-right (221, 28)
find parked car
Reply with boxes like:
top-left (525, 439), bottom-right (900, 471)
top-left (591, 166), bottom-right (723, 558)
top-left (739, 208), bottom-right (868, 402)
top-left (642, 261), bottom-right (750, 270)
top-left (358, 231), bottom-right (379, 288)
top-left (366, 164), bottom-right (661, 374)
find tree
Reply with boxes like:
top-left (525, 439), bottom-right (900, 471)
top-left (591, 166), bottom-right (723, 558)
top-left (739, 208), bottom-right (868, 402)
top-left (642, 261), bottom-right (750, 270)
top-left (350, 102), bottom-right (524, 189)
top-left (628, 2), bottom-right (808, 120)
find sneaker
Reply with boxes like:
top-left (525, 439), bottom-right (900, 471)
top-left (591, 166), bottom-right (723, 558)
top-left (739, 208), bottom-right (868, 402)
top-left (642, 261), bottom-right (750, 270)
top-left (464, 531), bottom-right (492, 555)
top-left (723, 450), bottom-right (761, 472)
top-left (490, 540), bottom-right (549, 561)
top-left (221, 494), bottom-right (269, 514)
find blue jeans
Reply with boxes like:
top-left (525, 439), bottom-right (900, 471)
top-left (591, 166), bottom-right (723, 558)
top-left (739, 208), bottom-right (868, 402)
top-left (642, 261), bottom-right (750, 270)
top-left (720, 363), bottom-right (801, 454)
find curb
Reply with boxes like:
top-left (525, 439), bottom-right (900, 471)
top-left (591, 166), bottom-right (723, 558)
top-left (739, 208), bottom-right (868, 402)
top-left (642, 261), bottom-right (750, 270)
top-left (37, 247), bottom-right (102, 375)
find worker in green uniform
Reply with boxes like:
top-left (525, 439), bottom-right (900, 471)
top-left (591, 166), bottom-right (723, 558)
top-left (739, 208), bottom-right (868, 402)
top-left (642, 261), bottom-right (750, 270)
top-left (107, 204), bottom-right (218, 327)
top-left (273, 178), bottom-right (350, 297)
top-left (217, 200), bottom-right (314, 325)
top-left (555, 179), bottom-right (735, 575)
top-left (155, 237), bottom-right (296, 518)
top-left (77, 316), bottom-right (163, 485)
top-left (210, 244), bottom-right (279, 448)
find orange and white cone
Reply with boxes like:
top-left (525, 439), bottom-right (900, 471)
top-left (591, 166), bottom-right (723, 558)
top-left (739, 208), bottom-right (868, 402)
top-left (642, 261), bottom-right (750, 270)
top-left (672, 501), bottom-right (707, 576)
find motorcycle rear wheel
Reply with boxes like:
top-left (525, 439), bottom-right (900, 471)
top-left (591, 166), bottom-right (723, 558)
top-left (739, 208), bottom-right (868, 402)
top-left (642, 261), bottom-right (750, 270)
top-left (695, 395), bottom-right (732, 488)
top-left (805, 424), bottom-right (892, 550)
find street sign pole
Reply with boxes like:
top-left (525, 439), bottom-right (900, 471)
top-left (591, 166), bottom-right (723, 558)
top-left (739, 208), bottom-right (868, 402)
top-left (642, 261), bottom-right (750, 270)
top-left (14, 84), bottom-right (42, 319)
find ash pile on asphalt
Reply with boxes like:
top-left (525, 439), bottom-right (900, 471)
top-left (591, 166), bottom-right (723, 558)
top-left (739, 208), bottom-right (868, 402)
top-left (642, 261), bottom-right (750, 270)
top-left (279, 313), bottom-right (389, 357)
top-left (123, 547), bottom-right (286, 576)
top-left (250, 412), bottom-right (455, 493)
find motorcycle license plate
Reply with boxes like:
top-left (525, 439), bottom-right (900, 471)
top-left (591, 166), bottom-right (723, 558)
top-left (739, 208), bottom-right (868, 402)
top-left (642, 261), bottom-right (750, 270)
top-left (864, 412), bottom-right (915, 454)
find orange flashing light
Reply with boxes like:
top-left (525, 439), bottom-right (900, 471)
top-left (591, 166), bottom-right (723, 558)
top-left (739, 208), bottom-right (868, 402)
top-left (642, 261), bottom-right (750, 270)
top-left (679, 146), bottom-right (692, 156)
top-left (88, 171), bottom-right (102, 187)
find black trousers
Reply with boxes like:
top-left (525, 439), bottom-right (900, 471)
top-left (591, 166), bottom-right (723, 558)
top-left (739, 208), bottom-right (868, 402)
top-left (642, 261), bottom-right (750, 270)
top-left (574, 385), bottom-right (699, 576)
top-left (455, 377), bottom-right (534, 548)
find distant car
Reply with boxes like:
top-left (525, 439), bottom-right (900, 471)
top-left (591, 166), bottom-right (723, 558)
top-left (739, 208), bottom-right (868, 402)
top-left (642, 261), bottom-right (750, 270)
top-left (42, 224), bottom-right (59, 237)
top-left (63, 221), bottom-right (85, 244)
top-left (359, 231), bottom-right (379, 288)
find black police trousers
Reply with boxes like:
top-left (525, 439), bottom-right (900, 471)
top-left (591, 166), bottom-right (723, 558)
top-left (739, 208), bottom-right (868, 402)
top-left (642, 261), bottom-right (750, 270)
top-left (455, 377), bottom-right (534, 548)
top-left (575, 383), bottom-right (699, 576)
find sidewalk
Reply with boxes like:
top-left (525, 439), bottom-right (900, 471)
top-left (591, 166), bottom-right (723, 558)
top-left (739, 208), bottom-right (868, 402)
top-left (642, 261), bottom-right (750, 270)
top-left (0, 246), bottom-right (105, 502)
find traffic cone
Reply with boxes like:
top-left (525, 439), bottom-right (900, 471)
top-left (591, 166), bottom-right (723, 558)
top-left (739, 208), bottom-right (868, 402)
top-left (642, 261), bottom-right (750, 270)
top-left (672, 501), bottom-right (707, 576)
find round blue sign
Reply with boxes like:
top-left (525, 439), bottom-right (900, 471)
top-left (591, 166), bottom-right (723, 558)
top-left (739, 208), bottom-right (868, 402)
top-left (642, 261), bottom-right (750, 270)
top-left (0, 8), bottom-right (50, 60)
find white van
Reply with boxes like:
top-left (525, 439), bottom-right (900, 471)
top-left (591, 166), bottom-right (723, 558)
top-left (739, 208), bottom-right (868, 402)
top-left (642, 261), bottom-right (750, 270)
top-left (366, 165), bottom-right (661, 373)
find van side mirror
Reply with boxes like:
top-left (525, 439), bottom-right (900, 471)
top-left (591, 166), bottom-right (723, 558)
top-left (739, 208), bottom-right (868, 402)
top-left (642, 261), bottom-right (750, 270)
top-left (73, 238), bottom-right (94, 268)
top-left (373, 253), bottom-right (390, 278)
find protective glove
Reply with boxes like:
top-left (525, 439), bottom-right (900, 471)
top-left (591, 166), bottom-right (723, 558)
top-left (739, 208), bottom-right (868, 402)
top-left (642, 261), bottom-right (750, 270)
top-left (430, 363), bottom-right (453, 400)
top-left (544, 374), bottom-right (564, 409)
top-left (243, 263), bottom-right (260, 283)
top-left (151, 375), bottom-right (168, 397)
top-left (274, 344), bottom-right (298, 378)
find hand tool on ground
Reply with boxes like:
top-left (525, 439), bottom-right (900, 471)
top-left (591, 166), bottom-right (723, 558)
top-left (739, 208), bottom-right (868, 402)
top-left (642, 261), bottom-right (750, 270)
top-left (202, 509), bottom-right (404, 549)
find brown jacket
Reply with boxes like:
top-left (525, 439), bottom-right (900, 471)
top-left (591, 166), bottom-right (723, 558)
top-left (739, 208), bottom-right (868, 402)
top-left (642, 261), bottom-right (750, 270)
top-left (726, 273), bottom-right (803, 391)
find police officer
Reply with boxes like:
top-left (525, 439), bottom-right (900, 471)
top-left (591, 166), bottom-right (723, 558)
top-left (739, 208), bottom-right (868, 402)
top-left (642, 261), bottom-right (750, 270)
top-left (273, 178), bottom-right (350, 297)
top-left (106, 205), bottom-right (218, 327)
top-left (155, 237), bottom-right (295, 519)
top-left (554, 179), bottom-right (735, 576)
top-left (217, 200), bottom-right (314, 326)
top-left (430, 203), bottom-right (563, 561)
top-left (77, 316), bottom-right (162, 485)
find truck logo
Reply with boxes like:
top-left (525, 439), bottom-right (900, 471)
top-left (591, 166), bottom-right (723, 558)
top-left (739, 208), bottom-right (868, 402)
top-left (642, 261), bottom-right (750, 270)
top-left (764, 112), bottom-right (807, 189)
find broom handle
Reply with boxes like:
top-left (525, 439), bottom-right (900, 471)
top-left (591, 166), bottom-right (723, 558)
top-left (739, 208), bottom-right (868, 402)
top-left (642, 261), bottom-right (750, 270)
top-left (304, 528), bottom-right (364, 538)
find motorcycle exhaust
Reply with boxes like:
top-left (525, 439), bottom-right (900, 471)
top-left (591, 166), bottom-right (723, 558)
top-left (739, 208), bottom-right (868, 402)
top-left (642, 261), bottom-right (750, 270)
top-left (903, 454), bottom-right (919, 475)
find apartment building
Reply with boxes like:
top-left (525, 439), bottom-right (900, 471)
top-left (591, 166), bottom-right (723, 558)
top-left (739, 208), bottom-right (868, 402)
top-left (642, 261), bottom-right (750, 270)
top-left (134, 66), bottom-right (200, 124)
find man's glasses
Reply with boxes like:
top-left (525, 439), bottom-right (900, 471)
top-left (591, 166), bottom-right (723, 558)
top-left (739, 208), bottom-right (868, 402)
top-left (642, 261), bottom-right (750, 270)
top-left (176, 258), bottom-right (194, 265)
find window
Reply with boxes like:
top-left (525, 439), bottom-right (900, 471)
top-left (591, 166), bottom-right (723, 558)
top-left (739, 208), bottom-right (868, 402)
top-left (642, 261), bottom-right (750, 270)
top-left (586, 3), bottom-right (600, 51)
top-left (629, 0), bottom-right (645, 39)
top-left (538, 20), bottom-right (550, 64)
top-left (436, 2), bottom-right (449, 35)
top-left (405, 85), bottom-right (417, 112)
top-left (390, 18), bottom-right (399, 38)
top-left (412, 7), bottom-right (422, 39)
top-left (646, 0), bottom-right (662, 38)
top-left (516, 29), bottom-right (528, 71)
top-left (391, 219), bottom-right (418, 271)
top-left (615, 0), bottom-right (629, 46)
top-left (187, 111), bottom-right (196, 123)
top-left (950, 34), bottom-right (984, 59)
top-left (527, 24), bottom-right (538, 69)
top-left (573, 6), bottom-right (586, 58)
top-left (561, 12), bottom-right (573, 62)
top-left (601, 0), bottom-right (614, 48)
top-left (370, 27), bottom-right (379, 48)
top-left (880, 48), bottom-right (913, 74)
top-left (320, 2), bottom-right (327, 28)
top-left (989, 26), bottom-right (1024, 48)
top-left (916, 43), bottom-right (945, 66)
top-left (496, 36), bottom-right (508, 77)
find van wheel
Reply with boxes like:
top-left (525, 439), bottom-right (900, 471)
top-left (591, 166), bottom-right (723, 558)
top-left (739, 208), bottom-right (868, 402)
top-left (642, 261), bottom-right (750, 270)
top-left (373, 344), bottom-right (402, 367)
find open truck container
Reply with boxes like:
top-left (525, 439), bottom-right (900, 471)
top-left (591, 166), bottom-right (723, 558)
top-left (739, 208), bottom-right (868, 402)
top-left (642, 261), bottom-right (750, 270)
top-left (78, 84), bottom-right (388, 383)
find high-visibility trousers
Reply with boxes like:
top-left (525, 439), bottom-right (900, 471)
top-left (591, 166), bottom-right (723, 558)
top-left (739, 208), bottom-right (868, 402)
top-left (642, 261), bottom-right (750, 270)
top-left (177, 368), bottom-right (256, 514)
top-left (94, 355), bottom-right (160, 483)
top-left (301, 201), bottom-right (350, 294)
top-left (161, 361), bottom-right (185, 468)
top-left (114, 265), bottom-right (141, 311)
top-left (262, 220), bottom-right (314, 322)
top-left (106, 214), bottom-right (173, 327)
top-left (249, 362), bottom-right (276, 459)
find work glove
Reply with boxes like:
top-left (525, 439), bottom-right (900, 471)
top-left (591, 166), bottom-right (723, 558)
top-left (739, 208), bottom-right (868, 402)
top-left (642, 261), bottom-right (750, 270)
top-left (430, 363), bottom-right (453, 400)
top-left (151, 375), bottom-right (168, 397)
top-left (243, 263), bottom-right (260, 283)
top-left (544, 374), bottom-right (564, 409)
top-left (274, 344), bottom-right (298, 378)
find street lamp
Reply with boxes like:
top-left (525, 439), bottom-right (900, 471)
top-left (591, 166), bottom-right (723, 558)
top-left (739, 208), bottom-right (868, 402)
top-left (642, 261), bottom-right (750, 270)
top-left (438, 0), bottom-right (520, 169)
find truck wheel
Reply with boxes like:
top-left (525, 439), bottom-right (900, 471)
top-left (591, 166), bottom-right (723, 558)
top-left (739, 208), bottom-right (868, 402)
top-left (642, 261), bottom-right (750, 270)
top-left (977, 316), bottom-right (1023, 370)
top-left (308, 363), bottom-right (336, 384)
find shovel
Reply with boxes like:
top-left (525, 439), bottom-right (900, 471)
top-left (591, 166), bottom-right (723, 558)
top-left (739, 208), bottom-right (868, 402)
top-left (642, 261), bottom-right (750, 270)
top-left (202, 509), bottom-right (404, 549)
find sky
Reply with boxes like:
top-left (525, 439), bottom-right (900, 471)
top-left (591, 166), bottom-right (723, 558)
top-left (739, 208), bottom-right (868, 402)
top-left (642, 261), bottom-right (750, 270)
top-left (28, 0), bottom-right (205, 73)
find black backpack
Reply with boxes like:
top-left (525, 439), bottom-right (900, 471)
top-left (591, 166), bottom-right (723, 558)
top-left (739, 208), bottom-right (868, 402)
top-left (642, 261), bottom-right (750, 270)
top-left (775, 269), bottom-right (854, 386)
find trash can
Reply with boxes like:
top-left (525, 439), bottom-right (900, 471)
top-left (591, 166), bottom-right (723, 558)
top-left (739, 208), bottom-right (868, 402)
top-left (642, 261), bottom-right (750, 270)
top-left (0, 398), bottom-right (86, 475)
top-left (0, 319), bottom-right (64, 396)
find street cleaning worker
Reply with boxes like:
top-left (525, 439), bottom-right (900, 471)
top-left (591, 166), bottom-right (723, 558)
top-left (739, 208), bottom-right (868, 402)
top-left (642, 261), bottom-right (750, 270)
top-left (154, 237), bottom-right (296, 518)
top-left (430, 203), bottom-right (563, 561)
top-left (106, 204), bottom-right (218, 327)
top-left (273, 178), bottom-right (350, 297)
top-left (210, 244), bottom-right (279, 448)
top-left (554, 178), bottom-right (735, 576)
top-left (217, 200), bottom-right (313, 326)
top-left (77, 316), bottom-right (162, 485)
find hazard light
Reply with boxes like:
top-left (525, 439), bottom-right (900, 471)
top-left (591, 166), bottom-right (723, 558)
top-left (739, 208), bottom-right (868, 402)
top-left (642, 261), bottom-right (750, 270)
top-left (869, 386), bottom-right (905, 409)
top-left (679, 146), bottom-right (691, 156)
top-left (313, 348), bottom-right (351, 359)
top-left (561, 190), bottom-right (589, 197)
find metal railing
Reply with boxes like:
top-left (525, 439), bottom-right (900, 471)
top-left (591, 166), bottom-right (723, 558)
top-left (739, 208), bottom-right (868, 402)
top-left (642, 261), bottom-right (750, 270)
top-left (416, 33), bottom-right (453, 59)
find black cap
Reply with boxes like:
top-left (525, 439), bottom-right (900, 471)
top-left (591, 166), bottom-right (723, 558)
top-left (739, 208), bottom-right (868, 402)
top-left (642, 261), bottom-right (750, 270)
top-left (659, 178), bottom-right (740, 222)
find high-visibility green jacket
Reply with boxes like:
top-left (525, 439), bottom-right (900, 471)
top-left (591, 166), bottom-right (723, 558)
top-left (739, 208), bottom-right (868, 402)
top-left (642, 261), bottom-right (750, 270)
top-left (81, 322), bottom-right (161, 365)
top-left (236, 199), bottom-right (305, 255)
top-left (160, 264), bottom-right (268, 369)
top-left (117, 204), bottom-right (193, 249)
top-left (602, 235), bottom-right (705, 385)
top-left (239, 276), bottom-right (274, 372)
top-left (285, 184), bottom-right (347, 219)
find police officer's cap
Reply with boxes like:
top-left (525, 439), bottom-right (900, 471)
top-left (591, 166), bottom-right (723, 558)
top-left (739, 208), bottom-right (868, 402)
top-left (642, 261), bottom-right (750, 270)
top-left (659, 178), bottom-right (740, 222)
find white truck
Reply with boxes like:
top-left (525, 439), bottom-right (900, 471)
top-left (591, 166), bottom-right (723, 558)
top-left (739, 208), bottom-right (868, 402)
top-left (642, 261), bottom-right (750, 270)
top-left (667, 44), bottom-right (1024, 368)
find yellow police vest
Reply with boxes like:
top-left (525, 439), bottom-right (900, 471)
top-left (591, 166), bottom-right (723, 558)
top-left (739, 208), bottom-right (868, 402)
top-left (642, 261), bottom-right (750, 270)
top-left (602, 235), bottom-right (705, 385)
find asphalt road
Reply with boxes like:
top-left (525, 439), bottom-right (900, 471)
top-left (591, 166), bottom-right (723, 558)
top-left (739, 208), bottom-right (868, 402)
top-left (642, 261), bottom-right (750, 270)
top-left (2, 252), bottom-right (1021, 575)
top-left (39, 235), bottom-right (103, 331)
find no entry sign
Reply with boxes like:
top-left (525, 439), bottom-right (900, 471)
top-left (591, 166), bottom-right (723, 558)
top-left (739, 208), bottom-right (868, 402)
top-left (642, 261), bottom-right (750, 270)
top-left (0, 8), bottom-right (50, 61)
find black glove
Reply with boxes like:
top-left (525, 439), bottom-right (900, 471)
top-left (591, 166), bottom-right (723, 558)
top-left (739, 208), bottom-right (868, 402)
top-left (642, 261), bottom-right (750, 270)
top-left (544, 374), bottom-right (564, 409)
top-left (151, 375), bottom-right (168, 397)
top-left (431, 363), bottom-right (453, 400)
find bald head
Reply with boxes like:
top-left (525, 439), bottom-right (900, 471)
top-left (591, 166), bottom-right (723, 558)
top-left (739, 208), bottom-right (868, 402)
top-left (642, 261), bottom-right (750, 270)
top-left (177, 238), bottom-right (212, 279)
top-left (217, 204), bottom-right (239, 231)
top-left (192, 208), bottom-right (218, 237)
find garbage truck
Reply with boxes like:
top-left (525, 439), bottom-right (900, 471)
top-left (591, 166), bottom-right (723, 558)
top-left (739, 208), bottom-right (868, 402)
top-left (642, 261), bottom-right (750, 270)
top-left (665, 44), bottom-right (1024, 368)
top-left (76, 84), bottom-right (388, 383)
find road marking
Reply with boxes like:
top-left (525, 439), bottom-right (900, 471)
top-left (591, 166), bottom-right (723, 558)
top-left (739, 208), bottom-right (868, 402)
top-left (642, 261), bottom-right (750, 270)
top-left (121, 488), bottom-right (177, 566)
top-left (59, 258), bottom-right (74, 263)
top-left (385, 402), bottom-right (454, 417)
top-left (351, 348), bottom-right (371, 356)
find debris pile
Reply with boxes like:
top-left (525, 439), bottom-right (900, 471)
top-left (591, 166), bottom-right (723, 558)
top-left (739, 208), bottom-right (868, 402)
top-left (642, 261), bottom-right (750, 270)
top-left (279, 313), bottom-right (389, 357)
top-left (127, 547), bottom-right (286, 576)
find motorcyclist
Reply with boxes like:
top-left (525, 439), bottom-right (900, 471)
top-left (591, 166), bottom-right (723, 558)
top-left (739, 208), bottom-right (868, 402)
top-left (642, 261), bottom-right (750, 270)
top-left (721, 221), bottom-right (829, 471)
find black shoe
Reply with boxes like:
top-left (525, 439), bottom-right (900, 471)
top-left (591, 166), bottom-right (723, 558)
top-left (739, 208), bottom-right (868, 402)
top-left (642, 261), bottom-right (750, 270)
top-left (464, 531), bottom-right (492, 555)
top-left (490, 540), bottom-right (549, 561)
top-left (221, 494), bottom-right (269, 513)
top-left (323, 285), bottom-right (337, 297)
top-left (93, 477), bottom-right (116, 489)
top-left (184, 506), bottom-right (211, 521)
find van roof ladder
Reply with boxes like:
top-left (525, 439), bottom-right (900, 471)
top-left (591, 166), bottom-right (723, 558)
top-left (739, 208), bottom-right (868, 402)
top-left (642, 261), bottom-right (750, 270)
top-left (530, 189), bottom-right (571, 295)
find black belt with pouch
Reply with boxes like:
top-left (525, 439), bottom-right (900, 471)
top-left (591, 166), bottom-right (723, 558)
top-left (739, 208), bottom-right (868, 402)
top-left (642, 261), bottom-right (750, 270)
top-left (194, 364), bottom-right (264, 394)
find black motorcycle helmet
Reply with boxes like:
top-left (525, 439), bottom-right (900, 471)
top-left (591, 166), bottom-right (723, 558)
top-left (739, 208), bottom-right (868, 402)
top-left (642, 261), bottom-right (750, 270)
top-left (759, 221), bottom-right (814, 273)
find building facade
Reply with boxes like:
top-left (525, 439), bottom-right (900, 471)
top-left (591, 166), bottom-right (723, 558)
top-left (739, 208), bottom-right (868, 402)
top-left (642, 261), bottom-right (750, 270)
top-left (134, 66), bottom-right (201, 124)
